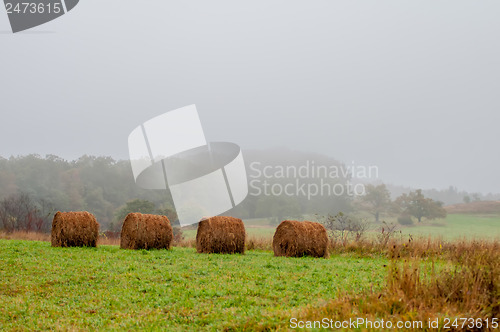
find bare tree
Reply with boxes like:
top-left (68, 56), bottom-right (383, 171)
top-left (318, 212), bottom-right (370, 245)
top-left (0, 192), bottom-right (54, 233)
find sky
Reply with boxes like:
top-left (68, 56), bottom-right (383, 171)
top-left (0, 1), bottom-right (499, 194)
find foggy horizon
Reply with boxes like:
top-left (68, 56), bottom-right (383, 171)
top-left (1, 1), bottom-right (499, 194)
top-left (0, 146), bottom-right (497, 197)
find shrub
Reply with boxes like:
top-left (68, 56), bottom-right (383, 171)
top-left (397, 214), bottom-right (413, 225)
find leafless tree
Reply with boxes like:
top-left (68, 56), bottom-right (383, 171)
top-left (0, 192), bottom-right (55, 233)
top-left (317, 212), bottom-right (370, 245)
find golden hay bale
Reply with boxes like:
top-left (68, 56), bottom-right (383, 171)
top-left (196, 216), bottom-right (246, 254)
top-left (51, 211), bottom-right (99, 247)
top-left (120, 213), bottom-right (173, 250)
top-left (272, 220), bottom-right (329, 258)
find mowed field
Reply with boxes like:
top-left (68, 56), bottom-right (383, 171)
top-left (183, 213), bottom-right (500, 241)
top-left (0, 240), bottom-right (386, 331)
top-left (400, 214), bottom-right (500, 240)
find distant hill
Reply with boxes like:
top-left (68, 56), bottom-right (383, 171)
top-left (445, 201), bottom-right (500, 214)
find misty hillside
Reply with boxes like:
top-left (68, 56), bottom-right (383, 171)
top-left (0, 150), bottom-right (496, 230)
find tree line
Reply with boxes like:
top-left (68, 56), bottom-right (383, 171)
top-left (358, 184), bottom-right (447, 224)
top-left (0, 153), bottom-right (454, 233)
top-left (0, 155), bottom-right (174, 232)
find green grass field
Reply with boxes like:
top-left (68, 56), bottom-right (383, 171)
top-left (399, 214), bottom-right (500, 240)
top-left (183, 214), bottom-right (500, 242)
top-left (0, 240), bottom-right (386, 331)
top-left (1, 213), bottom-right (497, 330)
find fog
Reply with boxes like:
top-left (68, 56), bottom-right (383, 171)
top-left (0, 1), bottom-right (499, 194)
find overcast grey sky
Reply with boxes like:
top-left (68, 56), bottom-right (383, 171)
top-left (1, 1), bottom-right (499, 194)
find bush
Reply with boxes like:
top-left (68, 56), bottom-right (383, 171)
top-left (319, 212), bottom-right (370, 245)
top-left (397, 214), bottom-right (413, 225)
top-left (172, 227), bottom-right (184, 244)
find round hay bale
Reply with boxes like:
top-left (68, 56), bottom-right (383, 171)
top-left (272, 220), bottom-right (329, 258)
top-left (196, 216), bottom-right (246, 254)
top-left (51, 211), bottom-right (99, 247)
top-left (120, 213), bottom-right (173, 250)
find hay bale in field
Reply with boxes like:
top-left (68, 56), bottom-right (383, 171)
top-left (51, 211), bottom-right (99, 247)
top-left (120, 213), bottom-right (173, 250)
top-left (272, 220), bottom-right (329, 258)
top-left (196, 216), bottom-right (246, 254)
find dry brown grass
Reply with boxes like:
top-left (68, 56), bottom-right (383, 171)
top-left (0, 231), bottom-right (50, 242)
top-left (246, 235), bottom-right (272, 251)
top-left (446, 200), bottom-right (500, 214)
top-left (176, 237), bottom-right (196, 248)
top-left (98, 236), bottom-right (120, 246)
top-left (299, 238), bottom-right (500, 331)
top-left (327, 234), bottom-right (500, 264)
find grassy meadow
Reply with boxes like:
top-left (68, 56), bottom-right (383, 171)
top-left (399, 213), bottom-right (500, 240)
top-left (182, 213), bottom-right (500, 242)
top-left (0, 240), bottom-right (386, 331)
top-left (0, 211), bottom-right (498, 331)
